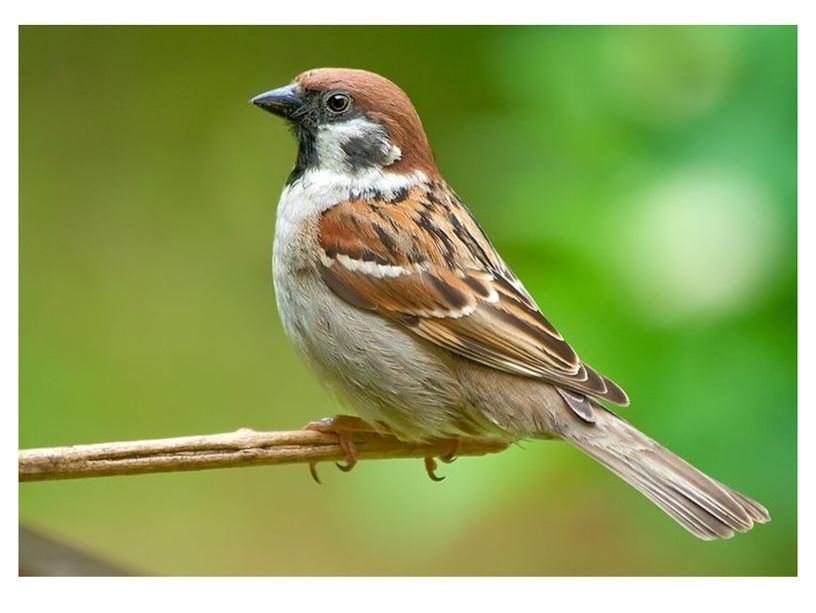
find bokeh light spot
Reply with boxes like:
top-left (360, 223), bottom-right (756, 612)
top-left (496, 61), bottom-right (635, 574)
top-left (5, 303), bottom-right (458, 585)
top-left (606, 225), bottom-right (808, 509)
top-left (613, 169), bottom-right (784, 323)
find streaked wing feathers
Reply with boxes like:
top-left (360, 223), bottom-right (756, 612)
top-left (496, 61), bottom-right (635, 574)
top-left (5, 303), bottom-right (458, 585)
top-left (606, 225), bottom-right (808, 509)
top-left (316, 182), bottom-right (629, 407)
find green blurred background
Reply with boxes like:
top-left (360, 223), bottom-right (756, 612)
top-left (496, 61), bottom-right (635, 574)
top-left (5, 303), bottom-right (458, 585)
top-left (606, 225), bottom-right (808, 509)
top-left (19, 25), bottom-right (796, 575)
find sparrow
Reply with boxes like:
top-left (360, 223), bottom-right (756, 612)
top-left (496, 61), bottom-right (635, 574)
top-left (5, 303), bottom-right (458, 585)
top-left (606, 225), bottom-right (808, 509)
top-left (251, 67), bottom-right (770, 540)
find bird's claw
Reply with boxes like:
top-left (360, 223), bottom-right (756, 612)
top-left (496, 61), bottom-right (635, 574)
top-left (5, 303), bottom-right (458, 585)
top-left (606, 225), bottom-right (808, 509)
top-left (304, 415), bottom-right (368, 482)
top-left (335, 433), bottom-right (359, 472)
top-left (424, 456), bottom-right (446, 482)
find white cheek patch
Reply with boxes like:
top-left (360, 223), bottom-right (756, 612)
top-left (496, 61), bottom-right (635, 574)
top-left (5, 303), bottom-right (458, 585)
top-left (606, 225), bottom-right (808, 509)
top-left (315, 117), bottom-right (401, 174)
top-left (314, 124), bottom-right (353, 173)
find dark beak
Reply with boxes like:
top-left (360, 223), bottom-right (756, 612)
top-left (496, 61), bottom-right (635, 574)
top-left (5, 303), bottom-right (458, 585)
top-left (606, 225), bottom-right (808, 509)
top-left (250, 83), bottom-right (304, 119)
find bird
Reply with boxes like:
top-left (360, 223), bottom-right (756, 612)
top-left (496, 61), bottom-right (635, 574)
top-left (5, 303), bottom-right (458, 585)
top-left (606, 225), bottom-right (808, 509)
top-left (251, 67), bottom-right (770, 540)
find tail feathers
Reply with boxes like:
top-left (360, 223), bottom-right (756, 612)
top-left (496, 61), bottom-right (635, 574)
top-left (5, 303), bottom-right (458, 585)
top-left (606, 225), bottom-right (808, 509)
top-left (716, 481), bottom-right (771, 525)
top-left (558, 408), bottom-right (770, 540)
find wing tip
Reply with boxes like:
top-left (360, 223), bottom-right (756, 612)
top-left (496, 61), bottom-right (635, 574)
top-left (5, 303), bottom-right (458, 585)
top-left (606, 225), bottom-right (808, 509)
top-left (602, 375), bottom-right (630, 407)
top-left (556, 387), bottom-right (597, 423)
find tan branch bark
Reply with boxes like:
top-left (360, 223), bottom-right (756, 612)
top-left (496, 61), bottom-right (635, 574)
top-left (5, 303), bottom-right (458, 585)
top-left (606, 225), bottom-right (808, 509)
top-left (18, 428), bottom-right (510, 482)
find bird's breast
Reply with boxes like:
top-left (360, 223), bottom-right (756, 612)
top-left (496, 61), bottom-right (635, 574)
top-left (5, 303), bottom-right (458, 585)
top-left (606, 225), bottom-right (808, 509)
top-left (270, 177), bottom-right (471, 439)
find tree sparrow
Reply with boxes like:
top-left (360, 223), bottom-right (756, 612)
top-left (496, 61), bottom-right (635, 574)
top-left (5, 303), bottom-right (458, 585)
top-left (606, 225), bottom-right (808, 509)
top-left (251, 68), bottom-right (769, 540)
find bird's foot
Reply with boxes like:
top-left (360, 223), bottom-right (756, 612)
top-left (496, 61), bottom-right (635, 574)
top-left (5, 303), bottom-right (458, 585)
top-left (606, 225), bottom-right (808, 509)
top-left (423, 438), bottom-right (462, 482)
top-left (303, 415), bottom-right (384, 483)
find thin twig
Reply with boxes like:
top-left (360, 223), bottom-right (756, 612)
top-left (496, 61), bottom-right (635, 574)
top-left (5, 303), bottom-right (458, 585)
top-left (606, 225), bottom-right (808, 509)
top-left (18, 428), bottom-right (510, 482)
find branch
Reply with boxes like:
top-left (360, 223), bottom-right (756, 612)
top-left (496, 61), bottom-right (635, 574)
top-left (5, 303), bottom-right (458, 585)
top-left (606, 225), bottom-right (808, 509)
top-left (18, 427), bottom-right (510, 482)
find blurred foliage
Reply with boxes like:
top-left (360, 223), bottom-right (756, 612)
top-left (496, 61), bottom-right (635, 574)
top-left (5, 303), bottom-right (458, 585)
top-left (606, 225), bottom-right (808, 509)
top-left (19, 26), bottom-right (796, 575)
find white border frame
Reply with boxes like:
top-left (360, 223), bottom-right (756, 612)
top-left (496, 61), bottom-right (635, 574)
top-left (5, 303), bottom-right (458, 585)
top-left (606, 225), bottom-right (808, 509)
top-left (7, 2), bottom-right (807, 611)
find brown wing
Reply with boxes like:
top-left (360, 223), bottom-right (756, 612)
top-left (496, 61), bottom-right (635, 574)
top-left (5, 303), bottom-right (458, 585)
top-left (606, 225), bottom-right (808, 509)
top-left (316, 181), bottom-right (629, 407)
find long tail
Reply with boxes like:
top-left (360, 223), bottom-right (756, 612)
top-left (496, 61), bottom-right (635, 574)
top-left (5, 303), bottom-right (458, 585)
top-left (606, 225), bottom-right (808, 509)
top-left (554, 404), bottom-right (770, 540)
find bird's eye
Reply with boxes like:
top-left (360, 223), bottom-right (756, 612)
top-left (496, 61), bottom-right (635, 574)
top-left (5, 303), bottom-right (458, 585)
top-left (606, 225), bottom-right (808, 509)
top-left (325, 92), bottom-right (351, 114)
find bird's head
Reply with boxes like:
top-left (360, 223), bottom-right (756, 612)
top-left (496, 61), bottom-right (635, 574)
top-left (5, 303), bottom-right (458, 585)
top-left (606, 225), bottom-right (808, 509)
top-left (251, 68), bottom-right (437, 181)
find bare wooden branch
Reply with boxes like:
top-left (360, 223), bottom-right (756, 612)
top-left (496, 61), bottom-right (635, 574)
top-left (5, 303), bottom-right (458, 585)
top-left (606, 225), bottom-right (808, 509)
top-left (19, 428), bottom-right (510, 482)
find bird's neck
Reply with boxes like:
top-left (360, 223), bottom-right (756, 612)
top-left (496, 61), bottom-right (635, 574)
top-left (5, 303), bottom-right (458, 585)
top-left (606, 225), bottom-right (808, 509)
top-left (283, 165), bottom-right (431, 210)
